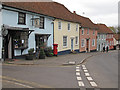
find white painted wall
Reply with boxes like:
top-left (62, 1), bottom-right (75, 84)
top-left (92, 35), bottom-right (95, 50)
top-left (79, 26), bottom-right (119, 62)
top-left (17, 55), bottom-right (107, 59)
top-left (0, 3), bottom-right (2, 60)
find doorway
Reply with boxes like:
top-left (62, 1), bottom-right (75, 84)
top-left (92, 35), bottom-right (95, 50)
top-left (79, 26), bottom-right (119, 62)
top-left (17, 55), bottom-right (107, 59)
top-left (71, 39), bottom-right (74, 51)
top-left (86, 39), bottom-right (89, 52)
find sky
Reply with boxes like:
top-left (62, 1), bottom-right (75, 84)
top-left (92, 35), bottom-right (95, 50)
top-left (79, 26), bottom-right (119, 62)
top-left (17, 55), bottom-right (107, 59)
top-left (53, 0), bottom-right (119, 27)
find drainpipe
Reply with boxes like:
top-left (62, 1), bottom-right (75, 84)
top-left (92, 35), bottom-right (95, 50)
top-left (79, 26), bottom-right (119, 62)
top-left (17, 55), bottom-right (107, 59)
top-left (0, 3), bottom-right (3, 61)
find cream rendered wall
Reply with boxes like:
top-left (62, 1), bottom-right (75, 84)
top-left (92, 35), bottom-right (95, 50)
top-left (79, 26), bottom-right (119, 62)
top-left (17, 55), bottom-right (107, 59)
top-left (54, 19), bottom-right (79, 52)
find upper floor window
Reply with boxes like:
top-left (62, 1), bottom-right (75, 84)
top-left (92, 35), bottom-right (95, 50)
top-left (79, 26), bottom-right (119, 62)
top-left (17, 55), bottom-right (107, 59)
top-left (92, 39), bottom-right (95, 46)
top-left (82, 28), bottom-right (84, 35)
top-left (75, 36), bottom-right (78, 45)
top-left (87, 28), bottom-right (89, 35)
top-left (68, 23), bottom-right (70, 30)
top-left (39, 16), bottom-right (44, 29)
top-left (58, 21), bottom-right (62, 30)
top-left (76, 24), bottom-right (78, 31)
top-left (18, 12), bottom-right (26, 24)
top-left (93, 29), bottom-right (95, 35)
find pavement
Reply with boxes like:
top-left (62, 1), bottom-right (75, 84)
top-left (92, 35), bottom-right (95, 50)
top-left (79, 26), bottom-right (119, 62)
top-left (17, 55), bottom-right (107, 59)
top-left (3, 51), bottom-right (102, 66)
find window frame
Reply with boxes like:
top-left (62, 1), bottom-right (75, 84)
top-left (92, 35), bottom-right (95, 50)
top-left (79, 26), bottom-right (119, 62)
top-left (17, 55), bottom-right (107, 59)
top-left (93, 29), bottom-right (95, 35)
top-left (81, 39), bottom-right (85, 47)
top-left (76, 24), bottom-right (78, 31)
top-left (39, 16), bottom-right (44, 29)
top-left (82, 28), bottom-right (84, 35)
top-left (87, 28), bottom-right (89, 35)
top-left (68, 23), bottom-right (70, 31)
top-left (63, 36), bottom-right (67, 47)
top-left (58, 21), bottom-right (62, 30)
top-left (75, 36), bottom-right (78, 45)
top-left (18, 12), bottom-right (26, 25)
top-left (92, 39), bottom-right (95, 46)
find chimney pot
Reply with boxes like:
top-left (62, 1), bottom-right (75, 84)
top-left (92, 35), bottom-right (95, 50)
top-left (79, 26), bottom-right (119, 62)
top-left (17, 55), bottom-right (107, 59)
top-left (73, 11), bottom-right (76, 14)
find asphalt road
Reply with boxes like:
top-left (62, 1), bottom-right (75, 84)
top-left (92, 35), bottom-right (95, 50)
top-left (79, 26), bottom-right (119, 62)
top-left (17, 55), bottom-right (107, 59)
top-left (84, 50), bottom-right (118, 88)
top-left (2, 50), bottom-right (118, 88)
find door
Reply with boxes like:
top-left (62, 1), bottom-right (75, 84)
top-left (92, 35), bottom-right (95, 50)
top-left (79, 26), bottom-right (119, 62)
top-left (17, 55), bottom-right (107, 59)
top-left (86, 39), bottom-right (89, 52)
top-left (71, 39), bottom-right (74, 51)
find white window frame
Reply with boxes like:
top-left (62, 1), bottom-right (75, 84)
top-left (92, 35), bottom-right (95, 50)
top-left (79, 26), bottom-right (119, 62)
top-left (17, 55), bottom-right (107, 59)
top-left (68, 23), bottom-right (70, 31)
top-left (58, 21), bottom-right (62, 30)
top-left (63, 36), bottom-right (67, 47)
top-left (76, 24), bottom-right (78, 31)
top-left (81, 39), bottom-right (85, 47)
top-left (75, 36), bottom-right (78, 45)
top-left (92, 39), bottom-right (95, 46)
top-left (93, 29), bottom-right (95, 35)
top-left (87, 28), bottom-right (89, 35)
top-left (82, 28), bottom-right (84, 35)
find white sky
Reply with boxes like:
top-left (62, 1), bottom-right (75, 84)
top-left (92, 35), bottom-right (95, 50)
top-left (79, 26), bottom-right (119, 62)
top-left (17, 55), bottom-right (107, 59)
top-left (53, 0), bottom-right (119, 27)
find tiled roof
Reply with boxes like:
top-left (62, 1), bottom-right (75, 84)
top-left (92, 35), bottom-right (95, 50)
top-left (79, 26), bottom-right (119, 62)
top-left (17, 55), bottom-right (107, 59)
top-left (73, 13), bottom-right (98, 29)
top-left (2, 2), bottom-right (79, 23)
top-left (113, 34), bottom-right (120, 40)
top-left (96, 24), bottom-right (113, 34)
top-left (2, 2), bottom-right (98, 29)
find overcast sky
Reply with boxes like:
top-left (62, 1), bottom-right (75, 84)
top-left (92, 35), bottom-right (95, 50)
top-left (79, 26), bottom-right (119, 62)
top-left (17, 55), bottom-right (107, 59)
top-left (53, 0), bottom-right (119, 27)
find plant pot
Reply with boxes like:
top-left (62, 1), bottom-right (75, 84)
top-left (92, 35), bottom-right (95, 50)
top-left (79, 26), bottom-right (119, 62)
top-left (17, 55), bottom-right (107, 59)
top-left (46, 53), bottom-right (53, 57)
top-left (39, 55), bottom-right (45, 59)
top-left (26, 55), bottom-right (34, 60)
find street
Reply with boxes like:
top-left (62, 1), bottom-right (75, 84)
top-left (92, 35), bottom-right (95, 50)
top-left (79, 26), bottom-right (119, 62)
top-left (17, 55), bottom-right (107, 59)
top-left (2, 50), bottom-right (118, 88)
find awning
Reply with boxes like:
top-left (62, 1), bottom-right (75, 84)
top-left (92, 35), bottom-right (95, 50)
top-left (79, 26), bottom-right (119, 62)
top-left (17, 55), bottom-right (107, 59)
top-left (3, 25), bottom-right (34, 32)
top-left (2, 24), bottom-right (34, 36)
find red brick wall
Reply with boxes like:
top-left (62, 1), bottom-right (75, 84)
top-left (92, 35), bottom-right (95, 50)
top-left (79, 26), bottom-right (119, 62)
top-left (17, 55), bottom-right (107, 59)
top-left (79, 28), bottom-right (97, 52)
top-left (106, 34), bottom-right (114, 50)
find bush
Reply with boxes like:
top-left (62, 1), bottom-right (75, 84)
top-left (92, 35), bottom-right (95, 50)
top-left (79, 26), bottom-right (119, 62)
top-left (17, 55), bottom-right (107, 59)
top-left (28, 48), bottom-right (34, 55)
top-left (44, 47), bottom-right (53, 57)
top-left (39, 48), bottom-right (46, 59)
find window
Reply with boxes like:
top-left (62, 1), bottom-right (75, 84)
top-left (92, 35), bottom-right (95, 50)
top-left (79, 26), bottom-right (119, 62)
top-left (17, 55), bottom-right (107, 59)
top-left (81, 39), bottom-right (85, 47)
top-left (39, 16), bottom-right (44, 29)
top-left (14, 32), bottom-right (28, 49)
top-left (92, 39), bottom-right (95, 46)
top-left (82, 28), bottom-right (84, 35)
top-left (93, 29), bottom-right (95, 35)
top-left (87, 28), bottom-right (89, 35)
top-left (68, 23), bottom-right (70, 30)
top-left (34, 19), bottom-right (40, 27)
top-left (18, 12), bottom-right (26, 24)
top-left (76, 24), bottom-right (78, 31)
top-left (63, 36), bottom-right (67, 47)
top-left (75, 36), bottom-right (78, 45)
top-left (58, 21), bottom-right (62, 29)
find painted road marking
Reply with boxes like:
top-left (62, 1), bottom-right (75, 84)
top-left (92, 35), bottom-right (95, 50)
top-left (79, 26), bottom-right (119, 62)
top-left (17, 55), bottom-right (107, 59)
top-left (76, 72), bottom-right (80, 76)
top-left (85, 73), bottom-right (90, 76)
top-left (84, 70), bottom-right (88, 72)
top-left (82, 65), bottom-right (86, 68)
top-left (90, 82), bottom-right (97, 87)
top-left (76, 67), bottom-right (79, 69)
top-left (83, 67), bottom-right (87, 70)
top-left (76, 69), bottom-right (80, 72)
top-left (77, 77), bottom-right (82, 80)
top-left (14, 82), bottom-right (33, 88)
top-left (2, 80), bottom-right (33, 88)
top-left (78, 81), bottom-right (85, 86)
top-left (87, 77), bottom-right (93, 81)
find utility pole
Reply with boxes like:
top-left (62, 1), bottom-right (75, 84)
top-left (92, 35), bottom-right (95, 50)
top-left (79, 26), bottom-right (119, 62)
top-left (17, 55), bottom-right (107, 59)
top-left (0, 3), bottom-right (3, 61)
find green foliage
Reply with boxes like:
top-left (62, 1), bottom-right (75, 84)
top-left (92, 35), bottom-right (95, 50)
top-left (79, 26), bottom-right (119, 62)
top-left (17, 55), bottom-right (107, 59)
top-left (40, 48), bottom-right (45, 56)
top-left (28, 48), bottom-right (34, 55)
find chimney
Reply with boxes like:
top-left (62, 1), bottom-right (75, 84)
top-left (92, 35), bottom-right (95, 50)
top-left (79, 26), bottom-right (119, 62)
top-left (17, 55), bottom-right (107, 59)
top-left (73, 11), bottom-right (76, 14)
